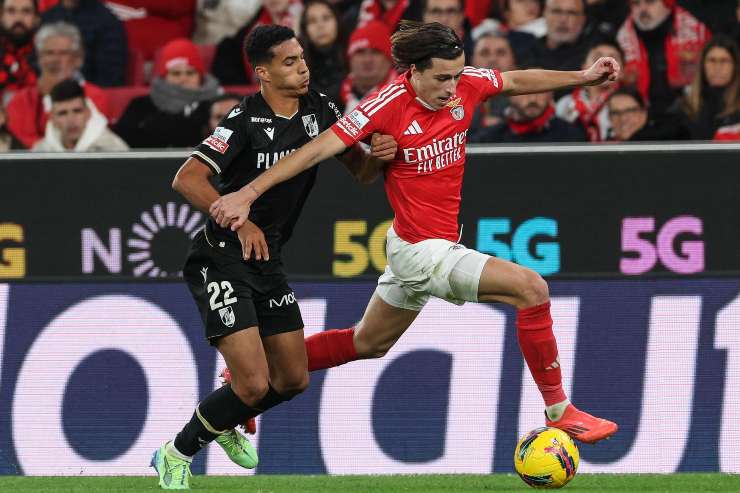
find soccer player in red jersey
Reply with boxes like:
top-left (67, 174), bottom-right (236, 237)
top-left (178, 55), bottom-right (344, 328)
top-left (212, 21), bottom-right (620, 444)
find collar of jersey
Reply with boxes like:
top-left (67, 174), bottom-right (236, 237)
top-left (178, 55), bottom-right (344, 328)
top-left (402, 71), bottom-right (440, 112)
top-left (255, 91), bottom-right (305, 120)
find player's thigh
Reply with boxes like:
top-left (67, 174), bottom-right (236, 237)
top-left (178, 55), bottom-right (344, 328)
top-left (354, 292), bottom-right (420, 358)
top-left (215, 326), bottom-right (270, 406)
top-left (253, 282), bottom-right (308, 394)
top-left (261, 329), bottom-right (308, 395)
top-left (477, 256), bottom-right (549, 308)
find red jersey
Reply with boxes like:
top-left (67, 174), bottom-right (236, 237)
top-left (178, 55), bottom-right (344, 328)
top-left (331, 67), bottom-right (504, 243)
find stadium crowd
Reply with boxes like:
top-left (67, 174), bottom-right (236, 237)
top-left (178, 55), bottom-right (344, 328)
top-left (0, 0), bottom-right (737, 151)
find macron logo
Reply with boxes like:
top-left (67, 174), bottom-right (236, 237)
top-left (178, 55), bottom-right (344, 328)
top-left (269, 292), bottom-right (296, 308)
top-left (228, 108), bottom-right (243, 119)
top-left (403, 120), bottom-right (423, 135)
top-left (264, 127), bottom-right (274, 140)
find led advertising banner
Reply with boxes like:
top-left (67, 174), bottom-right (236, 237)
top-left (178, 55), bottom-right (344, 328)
top-left (0, 278), bottom-right (738, 475)
top-left (0, 146), bottom-right (738, 280)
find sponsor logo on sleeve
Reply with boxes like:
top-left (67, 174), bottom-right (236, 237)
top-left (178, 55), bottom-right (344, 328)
top-left (203, 127), bottom-right (233, 154)
top-left (348, 109), bottom-right (369, 129)
top-left (337, 116), bottom-right (361, 138)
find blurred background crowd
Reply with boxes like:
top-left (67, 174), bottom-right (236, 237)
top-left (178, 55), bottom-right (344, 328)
top-left (0, 0), bottom-right (737, 152)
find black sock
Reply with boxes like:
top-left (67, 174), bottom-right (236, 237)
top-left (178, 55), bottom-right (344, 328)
top-left (173, 383), bottom-right (294, 456)
top-left (174, 384), bottom-right (252, 456)
top-left (246, 383), bottom-right (291, 419)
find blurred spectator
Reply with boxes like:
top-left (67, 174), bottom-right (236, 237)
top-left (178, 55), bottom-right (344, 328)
top-left (536, 0), bottom-right (591, 73)
top-left (114, 38), bottom-right (221, 148)
top-left (422, 0), bottom-right (473, 60)
top-left (41, 0), bottom-right (127, 87)
top-left (339, 20), bottom-right (396, 114)
top-left (585, 0), bottom-right (629, 38)
top-left (556, 39), bottom-right (624, 141)
top-left (206, 92), bottom-right (241, 135)
top-left (0, 0), bottom-right (39, 98)
top-left (679, 35), bottom-right (740, 140)
top-left (193, 0), bottom-right (261, 45)
top-left (105, 0), bottom-right (196, 62)
top-left (211, 0), bottom-right (302, 85)
top-left (469, 32), bottom-right (516, 134)
top-left (475, 0), bottom-right (546, 38)
top-left (472, 89), bottom-right (587, 142)
top-left (0, 103), bottom-right (23, 149)
top-left (6, 21), bottom-right (109, 148)
top-left (32, 78), bottom-right (127, 151)
top-left (617, 0), bottom-right (710, 118)
top-left (607, 86), bottom-right (688, 140)
top-left (300, 0), bottom-right (347, 99)
top-left (354, 0), bottom-right (414, 32)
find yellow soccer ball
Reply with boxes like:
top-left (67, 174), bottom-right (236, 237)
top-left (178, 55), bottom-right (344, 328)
top-left (514, 427), bottom-right (580, 489)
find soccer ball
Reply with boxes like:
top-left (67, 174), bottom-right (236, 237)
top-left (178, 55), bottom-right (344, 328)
top-left (514, 427), bottom-right (579, 489)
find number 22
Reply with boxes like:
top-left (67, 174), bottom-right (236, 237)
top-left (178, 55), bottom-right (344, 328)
top-left (207, 281), bottom-right (237, 310)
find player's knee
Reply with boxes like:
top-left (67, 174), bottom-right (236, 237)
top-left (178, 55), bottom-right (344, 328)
top-left (230, 375), bottom-right (270, 407)
top-left (273, 371), bottom-right (310, 398)
top-left (517, 268), bottom-right (549, 307)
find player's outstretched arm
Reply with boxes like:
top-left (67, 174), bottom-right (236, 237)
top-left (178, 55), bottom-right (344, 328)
top-left (338, 133), bottom-right (397, 184)
top-left (209, 128), bottom-right (347, 230)
top-left (501, 57), bottom-right (620, 96)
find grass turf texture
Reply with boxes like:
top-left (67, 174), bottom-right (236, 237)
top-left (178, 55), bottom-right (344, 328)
top-left (0, 474), bottom-right (737, 492)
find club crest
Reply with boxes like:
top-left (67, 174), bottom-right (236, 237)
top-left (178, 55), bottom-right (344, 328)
top-left (219, 306), bottom-right (235, 327)
top-left (302, 114), bottom-right (319, 138)
top-left (446, 97), bottom-right (464, 120)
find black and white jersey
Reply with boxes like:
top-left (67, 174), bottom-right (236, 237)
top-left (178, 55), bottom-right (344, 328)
top-left (191, 89), bottom-right (343, 263)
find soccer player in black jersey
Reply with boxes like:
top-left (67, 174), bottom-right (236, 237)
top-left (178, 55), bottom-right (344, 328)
top-left (150, 25), bottom-right (397, 489)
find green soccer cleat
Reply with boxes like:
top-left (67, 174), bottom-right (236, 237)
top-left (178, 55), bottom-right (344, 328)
top-left (151, 442), bottom-right (192, 490)
top-left (215, 428), bottom-right (259, 469)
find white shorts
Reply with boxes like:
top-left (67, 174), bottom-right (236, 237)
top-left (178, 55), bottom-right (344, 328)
top-left (376, 226), bottom-right (490, 312)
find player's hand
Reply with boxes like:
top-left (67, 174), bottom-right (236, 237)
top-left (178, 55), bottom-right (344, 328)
top-left (583, 56), bottom-right (620, 86)
top-left (209, 187), bottom-right (257, 231)
top-left (236, 220), bottom-right (269, 261)
top-left (370, 133), bottom-right (397, 161)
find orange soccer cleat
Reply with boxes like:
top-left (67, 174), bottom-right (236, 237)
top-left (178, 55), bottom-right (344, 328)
top-left (219, 368), bottom-right (257, 435)
top-left (546, 404), bottom-right (618, 444)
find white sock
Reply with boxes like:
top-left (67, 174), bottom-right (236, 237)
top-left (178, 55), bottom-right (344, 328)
top-left (545, 399), bottom-right (571, 421)
top-left (166, 441), bottom-right (193, 462)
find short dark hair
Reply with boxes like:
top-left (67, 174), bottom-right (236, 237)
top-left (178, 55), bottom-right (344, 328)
top-left (609, 86), bottom-right (646, 110)
top-left (50, 78), bottom-right (85, 104)
top-left (210, 92), bottom-right (243, 106)
top-left (0, 0), bottom-right (39, 14)
top-left (245, 24), bottom-right (297, 66)
top-left (586, 37), bottom-right (625, 64)
top-left (391, 21), bottom-right (464, 71)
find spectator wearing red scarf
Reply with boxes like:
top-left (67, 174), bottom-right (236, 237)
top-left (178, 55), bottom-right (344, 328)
top-left (339, 20), bottom-right (397, 114)
top-left (556, 39), bottom-right (624, 141)
top-left (472, 86), bottom-right (586, 143)
top-left (0, 0), bottom-right (39, 98)
top-left (617, 0), bottom-right (710, 117)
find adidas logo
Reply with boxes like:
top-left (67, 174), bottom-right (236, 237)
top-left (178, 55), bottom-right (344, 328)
top-left (545, 356), bottom-right (560, 370)
top-left (403, 120), bottom-right (423, 135)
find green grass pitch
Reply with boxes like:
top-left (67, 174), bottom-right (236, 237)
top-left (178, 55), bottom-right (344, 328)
top-left (0, 474), bottom-right (737, 492)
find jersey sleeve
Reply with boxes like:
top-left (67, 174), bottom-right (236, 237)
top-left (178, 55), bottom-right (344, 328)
top-left (318, 92), bottom-right (343, 130)
top-left (462, 67), bottom-right (504, 102)
top-left (329, 84), bottom-right (403, 146)
top-left (191, 103), bottom-right (248, 175)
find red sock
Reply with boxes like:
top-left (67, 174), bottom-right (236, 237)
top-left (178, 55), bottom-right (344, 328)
top-left (516, 301), bottom-right (568, 406)
top-left (305, 328), bottom-right (358, 371)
